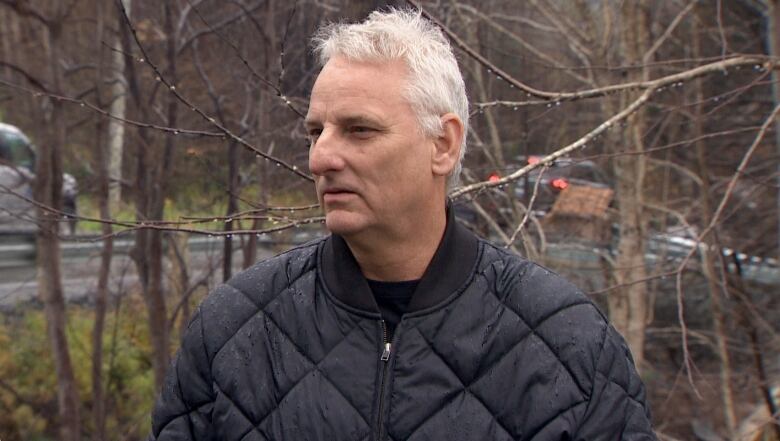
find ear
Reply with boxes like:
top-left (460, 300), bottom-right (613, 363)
top-left (431, 113), bottom-right (464, 177)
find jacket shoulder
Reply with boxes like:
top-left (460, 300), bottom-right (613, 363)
top-left (226, 238), bottom-right (322, 303)
top-left (477, 240), bottom-right (610, 397)
top-left (196, 238), bottom-right (323, 359)
top-left (479, 242), bottom-right (654, 435)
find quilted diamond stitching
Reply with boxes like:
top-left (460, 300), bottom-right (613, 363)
top-left (402, 387), bottom-right (514, 440)
top-left (399, 266), bottom-right (591, 439)
top-left (180, 241), bottom-right (603, 439)
top-left (523, 399), bottom-right (588, 440)
top-left (174, 350), bottom-right (213, 436)
top-left (249, 375), bottom-right (372, 441)
top-left (207, 254), bottom-right (370, 438)
top-left (476, 265), bottom-right (590, 397)
top-left (213, 381), bottom-right (264, 437)
top-left (238, 427), bottom-right (268, 441)
top-left (222, 317), bottom-right (367, 440)
top-left (254, 308), bottom-right (371, 427)
top-left (157, 400), bottom-right (214, 435)
top-left (212, 265), bottom-right (318, 366)
top-left (400, 325), bottom-right (515, 440)
top-left (158, 263), bottom-right (316, 438)
top-left (595, 371), bottom-right (647, 410)
top-left (421, 262), bottom-right (590, 394)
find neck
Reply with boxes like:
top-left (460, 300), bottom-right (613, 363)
top-left (344, 203), bottom-right (447, 281)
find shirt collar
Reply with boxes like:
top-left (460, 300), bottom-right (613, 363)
top-left (318, 203), bottom-right (481, 315)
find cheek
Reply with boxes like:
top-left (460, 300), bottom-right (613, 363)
top-left (364, 137), bottom-right (431, 186)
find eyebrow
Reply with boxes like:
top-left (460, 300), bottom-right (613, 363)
top-left (304, 114), bottom-right (382, 130)
top-left (339, 115), bottom-right (381, 127)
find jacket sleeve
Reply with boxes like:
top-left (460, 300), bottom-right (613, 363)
top-left (149, 308), bottom-right (216, 440)
top-left (575, 325), bottom-right (657, 441)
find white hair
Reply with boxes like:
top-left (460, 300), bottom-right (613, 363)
top-left (312, 8), bottom-right (469, 192)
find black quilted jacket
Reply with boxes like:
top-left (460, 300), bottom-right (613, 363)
top-left (151, 213), bottom-right (656, 440)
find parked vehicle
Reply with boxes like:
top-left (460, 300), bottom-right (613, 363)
top-left (508, 156), bottom-right (611, 214)
top-left (0, 122), bottom-right (78, 234)
top-left (455, 156), bottom-right (612, 231)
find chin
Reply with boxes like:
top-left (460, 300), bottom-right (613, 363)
top-left (324, 210), bottom-right (370, 237)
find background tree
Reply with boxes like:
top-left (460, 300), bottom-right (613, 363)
top-left (0, 1), bottom-right (777, 439)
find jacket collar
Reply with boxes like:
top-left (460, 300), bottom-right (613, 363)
top-left (319, 204), bottom-right (481, 315)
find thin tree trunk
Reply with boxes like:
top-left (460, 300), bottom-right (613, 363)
top-left (106, 0), bottom-right (132, 212)
top-left (691, 18), bottom-right (737, 437)
top-left (244, 0), bottom-right (276, 269)
top-left (123, 0), bottom-right (154, 381)
top-left (608, 0), bottom-right (651, 370)
top-left (37, 18), bottom-right (81, 441)
top-left (728, 256), bottom-right (780, 439)
top-left (223, 141), bottom-right (238, 281)
top-left (124, 1), bottom-right (172, 392)
top-left (167, 231), bottom-right (191, 334)
top-left (1, 8), bottom-right (12, 79)
top-left (143, 1), bottom-right (180, 390)
top-left (91, 2), bottom-right (112, 439)
top-left (768, 0), bottom-right (780, 263)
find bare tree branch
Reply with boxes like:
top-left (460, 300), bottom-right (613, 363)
top-left (643, 1), bottom-right (699, 64)
top-left (115, 0), bottom-right (312, 181)
top-left (673, 103), bottom-right (780, 400)
top-left (452, 88), bottom-right (655, 198)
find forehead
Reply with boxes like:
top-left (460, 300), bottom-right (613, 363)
top-left (307, 57), bottom-right (411, 121)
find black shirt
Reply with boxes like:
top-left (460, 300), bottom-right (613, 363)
top-left (367, 278), bottom-right (420, 340)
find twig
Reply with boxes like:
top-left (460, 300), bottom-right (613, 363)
top-left (452, 88), bottom-right (655, 198)
top-left (643, 1), bottom-right (699, 64)
top-left (115, 0), bottom-right (312, 182)
top-left (0, 78), bottom-right (223, 137)
top-left (716, 0), bottom-right (728, 59)
top-left (0, 182), bottom-right (325, 238)
top-left (185, 0), bottom-right (306, 118)
top-left (505, 165), bottom-right (547, 248)
top-left (406, 0), bottom-right (772, 101)
top-left (673, 104), bottom-right (780, 399)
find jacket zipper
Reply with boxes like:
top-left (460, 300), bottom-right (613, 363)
top-left (375, 320), bottom-right (392, 441)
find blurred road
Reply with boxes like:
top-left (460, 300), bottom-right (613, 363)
top-left (2, 231), bottom-right (777, 309)
top-left (0, 235), bottom-right (284, 309)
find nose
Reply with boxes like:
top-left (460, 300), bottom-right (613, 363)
top-left (308, 127), bottom-right (345, 176)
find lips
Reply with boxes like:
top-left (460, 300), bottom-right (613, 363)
top-left (320, 186), bottom-right (357, 204)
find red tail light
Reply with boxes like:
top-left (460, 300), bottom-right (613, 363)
top-left (551, 178), bottom-right (569, 190)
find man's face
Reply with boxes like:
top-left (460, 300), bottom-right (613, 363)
top-left (306, 56), bottom-right (440, 239)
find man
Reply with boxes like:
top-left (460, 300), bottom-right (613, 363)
top-left (151, 8), bottom-right (656, 441)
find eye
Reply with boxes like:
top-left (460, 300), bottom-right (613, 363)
top-left (306, 128), bottom-right (322, 143)
top-left (348, 126), bottom-right (376, 137)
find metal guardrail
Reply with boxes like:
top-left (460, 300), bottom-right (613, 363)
top-left (2, 231), bottom-right (777, 284)
top-left (0, 230), bottom-right (326, 270)
top-left (544, 235), bottom-right (780, 285)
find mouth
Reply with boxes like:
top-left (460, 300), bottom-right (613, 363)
top-left (320, 187), bottom-right (357, 203)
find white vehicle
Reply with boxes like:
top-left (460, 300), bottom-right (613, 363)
top-left (0, 122), bottom-right (78, 234)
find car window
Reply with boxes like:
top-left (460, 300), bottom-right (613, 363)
top-left (569, 166), bottom-right (597, 181)
top-left (0, 130), bottom-right (35, 169)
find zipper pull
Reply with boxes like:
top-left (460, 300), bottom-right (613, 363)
top-left (381, 342), bottom-right (391, 361)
